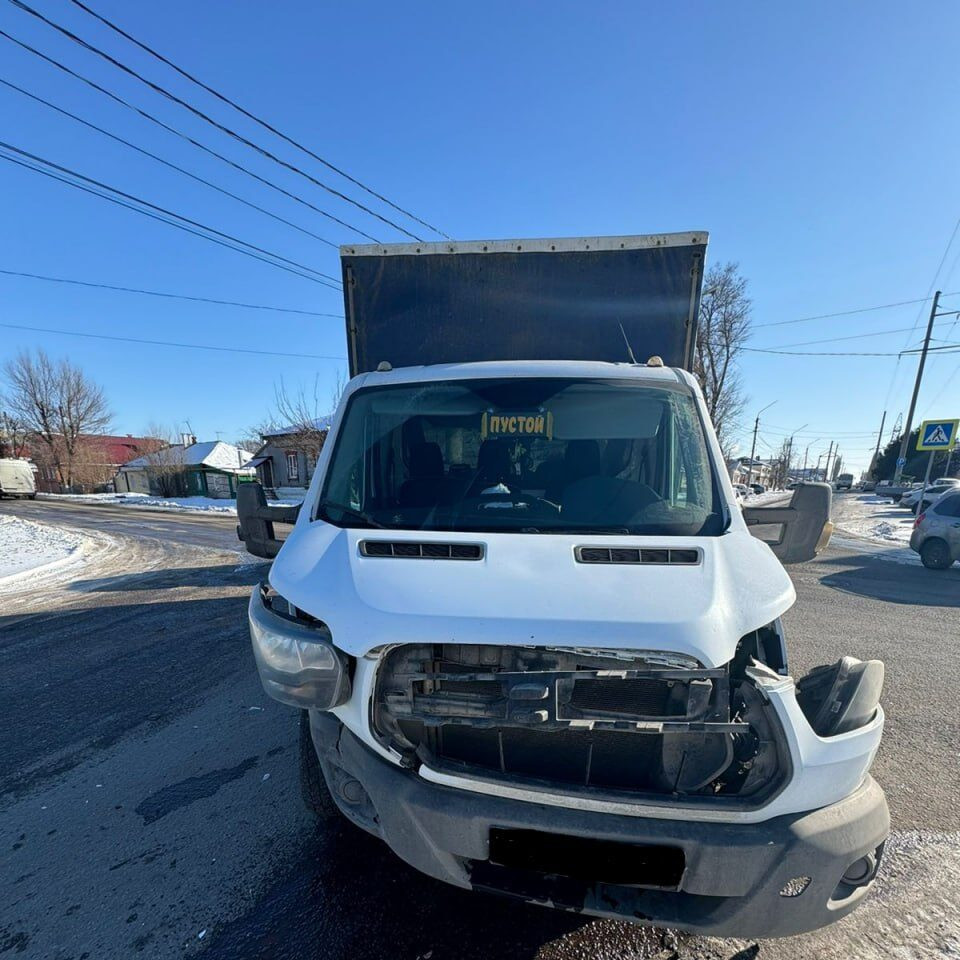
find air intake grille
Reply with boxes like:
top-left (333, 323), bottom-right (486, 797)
top-left (360, 541), bottom-right (483, 560)
top-left (575, 546), bottom-right (700, 565)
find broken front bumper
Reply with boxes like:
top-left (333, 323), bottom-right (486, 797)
top-left (309, 713), bottom-right (889, 938)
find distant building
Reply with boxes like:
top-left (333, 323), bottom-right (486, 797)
top-left (29, 433), bottom-right (161, 494)
top-left (115, 440), bottom-right (255, 498)
top-left (729, 457), bottom-right (775, 487)
top-left (249, 419), bottom-right (330, 493)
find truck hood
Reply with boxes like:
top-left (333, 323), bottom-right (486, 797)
top-left (269, 525), bottom-right (795, 668)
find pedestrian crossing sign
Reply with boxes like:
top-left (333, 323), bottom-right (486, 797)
top-left (916, 419), bottom-right (959, 451)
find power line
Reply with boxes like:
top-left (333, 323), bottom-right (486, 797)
top-left (0, 27), bottom-right (378, 244)
top-left (752, 325), bottom-right (932, 351)
top-left (0, 268), bottom-right (342, 317)
top-left (0, 75), bottom-right (339, 249)
top-left (0, 142), bottom-right (342, 288)
top-left (4, 152), bottom-right (328, 286)
top-left (744, 347), bottom-right (906, 357)
top-left (0, 319), bottom-right (347, 361)
top-left (900, 218), bottom-right (960, 351)
top-left (9, 0), bottom-right (422, 242)
top-left (753, 294), bottom-right (959, 329)
top-left (745, 344), bottom-right (960, 358)
top-left (66, 0), bottom-right (449, 241)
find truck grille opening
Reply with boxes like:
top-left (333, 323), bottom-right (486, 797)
top-left (373, 644), bottom-right (787, 804)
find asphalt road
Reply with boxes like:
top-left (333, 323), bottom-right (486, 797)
top-left (1, 496), bottom-right (958, 959)
top-left (1, 497), bottom-right (244, 552)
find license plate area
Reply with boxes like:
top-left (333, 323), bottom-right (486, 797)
top-left (488, 827), bottom-right (685, 889)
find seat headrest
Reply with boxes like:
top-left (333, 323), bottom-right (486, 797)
top-left (564, 439), bottom-right (602, 480)
top-left (408, 442), bottom-right (444, 478)
top-left (477, 439), bottom-right (512, 481)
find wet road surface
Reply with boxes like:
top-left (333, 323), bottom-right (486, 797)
top-left (1, 498), bottom-right (958, 959)
top-left (1, 496), bottom-right (244, 551)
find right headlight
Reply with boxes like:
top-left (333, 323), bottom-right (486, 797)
top-left (248, 583), bottom-right (351, 710)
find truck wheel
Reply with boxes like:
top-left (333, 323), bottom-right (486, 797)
top-left (299, 711), bottom-right (342, 820)
top-left (920, 539), bottom-right (953, 570)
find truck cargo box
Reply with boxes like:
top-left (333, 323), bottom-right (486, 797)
top-left (340, 233), bottom-right (708, 376)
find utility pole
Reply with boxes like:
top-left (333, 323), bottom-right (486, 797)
top-left (894, 291), bottom-right (942, 483)
top-left (868, 410), bottom-right (887, 479)
top-left (785, 424), bottom-right (808, 483)
top-left (803, 438), bottom-right (821, 479)
top-left (746, 400), bottom-right (777, 488)
top-left (823, 441), bottom-right (835, 484)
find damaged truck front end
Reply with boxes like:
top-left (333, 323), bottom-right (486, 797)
top-left (249, 578), bottom-right (887, 938)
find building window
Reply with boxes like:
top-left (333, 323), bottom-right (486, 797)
top-left (286, 451), bottom-right (300, 482)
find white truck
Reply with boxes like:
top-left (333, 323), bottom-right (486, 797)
top-left (238, 234), bottom-right (887, 937)
top-left (0, 458), bottom-right (37, 498)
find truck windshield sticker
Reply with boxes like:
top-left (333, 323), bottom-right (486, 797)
top-left (481, 411), bottom-right (553, 440)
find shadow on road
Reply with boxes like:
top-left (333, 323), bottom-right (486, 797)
top-left (819, 552), bottom-right (960, 607)
top-left (69, 562), bottom-right (268, 593)
top-left (200, 821), bottom-right (675, 960)
top-left (0, 594), bottom-right (255, 799)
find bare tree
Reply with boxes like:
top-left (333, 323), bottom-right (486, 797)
top-left (0, 410), bottom-right (29, 458)
top-left (139, 422), bottom-right (187, 497)
top-left (768, 437), bottom-right (791, 490)
top-left (694, 263), bottom-right (752, 453)
top-left (256, 373), bottom-right (344, 474)
top-left (2, 349), bottom-right (110, 489)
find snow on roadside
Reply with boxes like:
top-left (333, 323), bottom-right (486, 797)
top-left (38, 491), bottom-right (305, 516)
top-left (834, 494), bottom-right (915, 547)
top-left (743, 489), bottom-right (791, 506)
top-left (0, 514), bottom-right (87, 585)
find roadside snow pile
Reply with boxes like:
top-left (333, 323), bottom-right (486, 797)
top-left (0, 514), bottom-right (86, 583)
top-left (744, 489), bottom-right (790, 506)
top-left (38, 491), bottom-right (305, 515)
top-left (833, 495), bottom-right (914, 547)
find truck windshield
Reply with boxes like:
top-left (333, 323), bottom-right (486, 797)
top-left (318, 378), bottom-right (723, 536)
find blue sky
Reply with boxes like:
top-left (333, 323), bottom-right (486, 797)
top-left (1, 0), bottom-right (959, 473)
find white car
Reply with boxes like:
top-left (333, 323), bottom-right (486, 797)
top-left (901, 480), bottom-right (959, 512)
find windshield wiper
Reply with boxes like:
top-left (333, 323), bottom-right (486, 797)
top-left (316, 500), bottom-right (385, 528)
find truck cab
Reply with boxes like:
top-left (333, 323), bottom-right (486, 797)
top-left (239, 234), bottom-right (887, 937)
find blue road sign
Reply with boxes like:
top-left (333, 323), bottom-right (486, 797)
top-left (896, 457), bottom-right (906, 466)
top-left (917, 419), bottom-right (959, 451)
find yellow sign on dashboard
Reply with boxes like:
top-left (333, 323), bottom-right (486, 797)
top-left (481, 411), bottom-right (553, 439)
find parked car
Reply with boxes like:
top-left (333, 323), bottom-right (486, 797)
top-left (901, 481), bottom-right (960, 512)
top-left (861, 480), bottom-right (877, 492)
top-left (733, 483), bottom-right (750, 501)
top-left (750, 483), bottom-right (765, 495)
top-left (0, 458), bottom-right (37, 499)
top-left (910, 491), bottom-right (960, 569)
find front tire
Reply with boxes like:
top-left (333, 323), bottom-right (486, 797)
top-left (920, 538), bottom-right (953, 570)
top-left (299, 710), bottom-right (342, 820)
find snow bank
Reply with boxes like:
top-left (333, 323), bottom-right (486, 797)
top-left (744, 489), bottom-right (791, 506)
top-left (0, 515), bottom-right (86, 584)
top-left (834, 494), bottom-right (915, 548)
top-left (38, 491), bottom-right (305, 516)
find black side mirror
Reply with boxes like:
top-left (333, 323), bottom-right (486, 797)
top-left (237, 482), bottom-right (301, 559)
top-left (742, 482), bottom-right (833, 564)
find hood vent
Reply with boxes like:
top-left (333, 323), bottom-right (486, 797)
top-left (360, 541), bottom-right (484, 561)
top-left (575, 546), bottom-right (701, 566)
